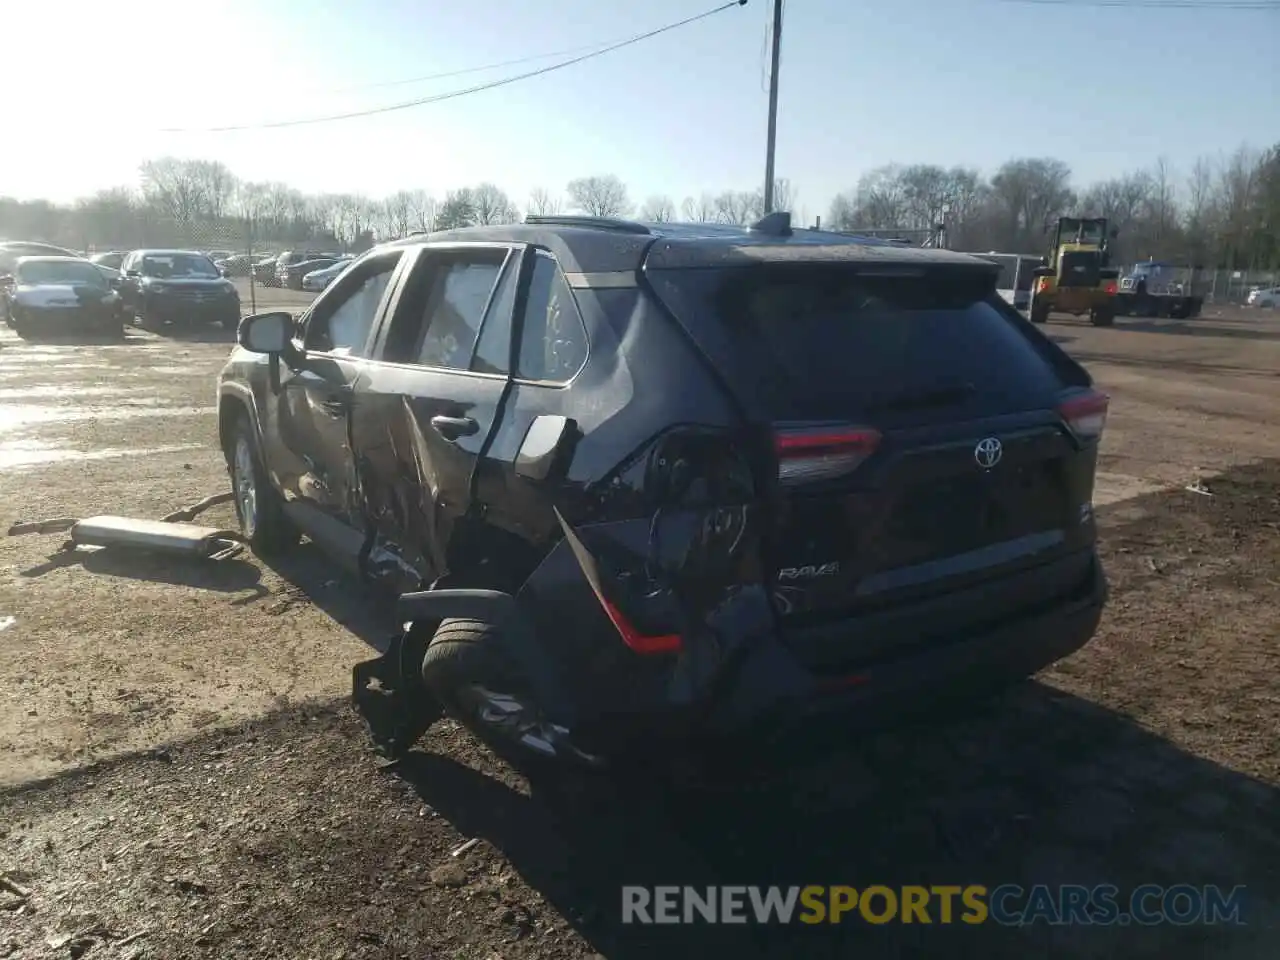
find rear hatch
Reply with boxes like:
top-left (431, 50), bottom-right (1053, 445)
top-left (645, 252), bottom-right (1104, 659)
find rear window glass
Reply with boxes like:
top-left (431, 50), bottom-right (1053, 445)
top-left (648, 265), bottom-right (1069, 421)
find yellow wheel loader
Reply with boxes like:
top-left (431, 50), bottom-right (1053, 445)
top-left (1027, 217), bottom-right (1121, 327)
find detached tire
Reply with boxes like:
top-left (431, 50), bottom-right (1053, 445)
top-left (422, 618), bottom-right (600, 770)
top-left (227, 415), bottom-right (298, 554)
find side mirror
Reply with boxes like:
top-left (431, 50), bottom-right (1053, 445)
top-left (108, 276), bottom-right (121, 289)
top-left (219, 266), bottom-right (230, 278)
top-left (238, 311), bottom-right (293, 354)
top-left (126, 269), bottom-right (140, 278)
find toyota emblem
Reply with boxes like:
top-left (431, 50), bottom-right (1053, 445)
top-left (974, 437), bottom-right (1003, 469)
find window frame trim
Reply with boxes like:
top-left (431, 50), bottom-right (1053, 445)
top-left (294, 248), bottom-right (407, 359)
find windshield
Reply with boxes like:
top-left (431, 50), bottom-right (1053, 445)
top-left (1059, 218), bottom-right (1105, 246)
top-left (141, 253), bottom-right (220, 279)
top-left (17, 260), bottom-right (108, 287)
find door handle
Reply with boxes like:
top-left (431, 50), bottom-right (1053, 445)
top-left (430, 415), bottom-right (479, 441)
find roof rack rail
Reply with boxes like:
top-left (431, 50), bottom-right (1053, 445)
top-left (524, 215), bottom-right (652, 236)
top-left (748, 210), bottom-right (792, 237)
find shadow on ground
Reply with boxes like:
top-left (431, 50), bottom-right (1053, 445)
top-left (259, 540), bottom-right (400, 650)
top-left (20, 544), bottom-right (266, 596)
top-left (397, 682), bottom-right (1278, 958)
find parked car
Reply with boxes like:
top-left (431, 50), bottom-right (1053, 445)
top-left (1, 255), bottom-right (127, 338)
top-left (218, 214), bottom-right (1108, 771)
top-left (119, 249), bottom-right (241, 329)
top-left (251, 255), bottom-right (281, 285)
top-left (279, 256), bottom-right (343, 290)
top-left (205, 249), bottom-right (236, 263)
top-left (300, 257), bottom-right (352, 292)
top-left (269, 250), bottom-right (334, 288)
top-left (89, 251), bottom-right (128, 271)
top-left (1246, 286), bottom-right (1279, 308)
top-left (215, 253), bottom-right (259, 278)
top-left (0, 240), bottom-right (80, 275)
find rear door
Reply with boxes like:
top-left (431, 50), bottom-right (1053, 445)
top-left (352, 242), bottom-right (528, 590)
top-left (645, 260), bottom-right (1100, 626)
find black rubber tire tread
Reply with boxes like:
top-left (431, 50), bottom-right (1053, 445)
top-left (228, 414), bottom-right (299, 554)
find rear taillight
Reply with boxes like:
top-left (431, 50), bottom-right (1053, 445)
top-left (1036, 277), bottom-right (1051, 293)
top-left (774, 425), bottom-right (881, 484)
top-left (598, 595), bottom-right (681, 655)
top-left (1105, 281), bottom-right (1118, 295)
top-left (1057, 390), bottom-right (1109, 442)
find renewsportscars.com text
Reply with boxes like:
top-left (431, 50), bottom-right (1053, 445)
top-left (621, 884), bottom-right (1246, 926)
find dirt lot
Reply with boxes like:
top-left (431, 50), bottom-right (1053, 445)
top-left (0, 301), bottom-right (1278, 958)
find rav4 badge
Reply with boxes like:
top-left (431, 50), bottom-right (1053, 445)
top-left (778, 562), bottom-right (840, 581)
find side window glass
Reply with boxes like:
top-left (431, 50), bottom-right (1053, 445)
top-left (518, 253), bottom-right (588, 383)
top-left (413, 259), bottom-right (504, 370)
top-left (470, 256), bottom-right (519, 375)
top-left (305, 254), bottom-right (400, 356)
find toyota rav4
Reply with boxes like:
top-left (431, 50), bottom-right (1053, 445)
top-left (217, 212), bottom-right (1108, 768)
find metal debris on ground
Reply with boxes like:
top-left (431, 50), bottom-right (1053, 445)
top-left (0, 616), bottom-right (14, 633)
top-left (450, 838), bottom-right (481, 858)
top-left (6, 492), bottom-right (243, 560)
top-left (1185, 480), bottom-right (1213, 496)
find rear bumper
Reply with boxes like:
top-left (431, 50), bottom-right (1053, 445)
top-left (559, 550), bottom-right (1106, 750)
top-left (711, 552), bottom-right (1106, 739)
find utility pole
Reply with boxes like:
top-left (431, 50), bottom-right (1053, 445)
top-left (762, 0), bottom-right (784, 214)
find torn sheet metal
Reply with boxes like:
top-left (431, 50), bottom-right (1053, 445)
top-left (7, 491), bottom-right (244, 560)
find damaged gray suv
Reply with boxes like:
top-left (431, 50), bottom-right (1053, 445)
top-left (216, 212), bottom-right (1109, 767)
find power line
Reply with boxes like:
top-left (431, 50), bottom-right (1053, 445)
top-left (319, 33), bottom-right (674, 95)
top-left (164, 0), bottom-right (749, 134)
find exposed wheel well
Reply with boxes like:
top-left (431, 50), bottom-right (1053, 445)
top-left (217, 396), bottom-right (252, 457)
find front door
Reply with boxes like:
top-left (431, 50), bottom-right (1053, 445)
top-left (352, 242), bottom-right (529, 591)
top-left (264, 248), bottom-right (408, 567)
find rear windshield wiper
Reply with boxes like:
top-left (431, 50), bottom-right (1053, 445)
top-left (865, 381), bottom-right (976, 413)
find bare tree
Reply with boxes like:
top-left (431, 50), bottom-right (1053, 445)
top-left (639, 195), bottom-right (676, 222)
top-left (988, 157), bottom-right (1075, 251)
top-left (472, 183), bottom-right (518, 225)
top-left (140, 158), bottom-right (206, 224)
top-left (436, 188), bottom-right (477, 230)
top-left (383, 190), bottom-right (415, 238)
top-left (681, 193), bottom-right (717, 222)
top-left (566, 175), bottom-right (630, 218)
top-left (407, 190), bottom-right (436, 233)
top-left (527, 187), bottom-right (561, 217)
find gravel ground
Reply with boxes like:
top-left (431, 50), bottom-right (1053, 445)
top-left (0, 302), bottom-right (1277, 957)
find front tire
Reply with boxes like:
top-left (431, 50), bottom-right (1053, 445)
top-left (227, 416), bottom-right (298, 554)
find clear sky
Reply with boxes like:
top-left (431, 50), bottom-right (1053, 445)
top-left (8, 0), bottom-right (1277, 218)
